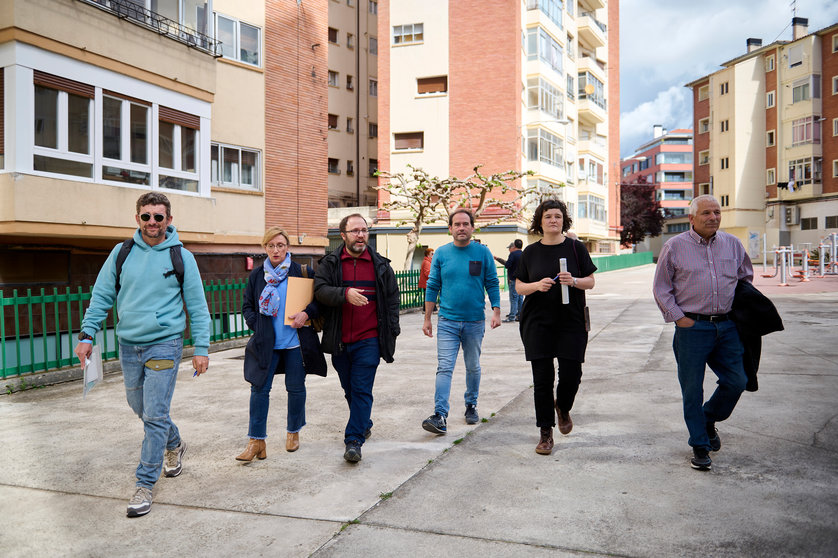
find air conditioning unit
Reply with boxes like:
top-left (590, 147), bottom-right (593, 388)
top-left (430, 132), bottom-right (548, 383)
top-left (784, 206), bottom-right (800, 225)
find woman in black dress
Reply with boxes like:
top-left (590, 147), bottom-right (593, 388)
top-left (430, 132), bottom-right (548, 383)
top-left (516, 200), bottom-right (597, 455)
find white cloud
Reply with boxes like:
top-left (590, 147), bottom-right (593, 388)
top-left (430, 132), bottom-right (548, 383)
top-left (620, 85), bottom-right (692, 156)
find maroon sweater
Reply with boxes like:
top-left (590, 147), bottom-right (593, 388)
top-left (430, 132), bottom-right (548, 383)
top-left (340, 247), bottom-right (379, 344)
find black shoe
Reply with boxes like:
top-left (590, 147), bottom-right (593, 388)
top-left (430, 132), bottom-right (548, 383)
top-left (422, 413), bottom-right (447, 434)
top-left (364, 427), bottom-right (372, 440)
top-left (464, 404), bottom-right (479, 424)
top-left (690, 447), bottom-right (712, 470)
top-left (706, 422), bottom-right (721, 452)
top-left (344, 441), bottom-right (362, 463)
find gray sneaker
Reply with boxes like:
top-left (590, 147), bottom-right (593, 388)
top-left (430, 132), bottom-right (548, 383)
top-left (465, 404), bottom-right (479, 424)
top-left (163, 440), bottom-right (187, 478)
top-left (126, 486), bottom-right (153, 517)
top-left (422, 413), bottom-right (447, 434)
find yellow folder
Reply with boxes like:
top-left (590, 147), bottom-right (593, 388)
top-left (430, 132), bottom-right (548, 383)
top-left (284, 276), bottom-right (315, 326)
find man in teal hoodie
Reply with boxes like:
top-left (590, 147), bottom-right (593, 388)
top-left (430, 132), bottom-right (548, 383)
top-left (74, 192), bottom-right (210, 518)
top-left (421, 208), bottom-right (501, 434)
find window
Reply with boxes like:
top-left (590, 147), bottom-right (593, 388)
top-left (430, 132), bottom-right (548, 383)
top-left (765, 54), bottom-right (775, 72)
top-left (211, 143), bottom-right (259, 191)
top-left (788, 44), bottom-right (803, 68)
top-left (834, 160), bottom-right (838, 178)
top-left (346, 75), bottom-right (354, 90)
top-left (346, 117), bottom-right (354, 133)
top-left (655, 153), bottom-right (692, 164)
top-left (566, 75), bottom-right (575, 101)
top-left (766, 91), bottom-right (775, 108)
top-left (698, 85), bottom-right (709, 101)
top-left (720, 195), bottom-right (729, 207)
top-left (369, 158), bottom-right (378, 176)
top-left (328, 158), bottom-right (340, 174)
top-left (720, 119), bottom-right (729, 133)
top-left (158, 106), bottom-right (200, 192)
top-left (417, 76), bottom-right (448, 95)
top-left (578, 194), bottom-right (606, 222)
top-left (792, 116), bottom-right (821, 146)
top-left (393, 23), bottom-right (424, 45)
top-left (792, 75), bottom-right (820, 103)
top-left (527, 128), bottom-right (564, 167)
top-left (328, 27), bottom-right (338, 43)
top-left (527, 77), bottom-right (564, 120)
top-left (656, 171), bottom-right (693, 183)
top-left (667, 223), bottom-right (690, 233)
top-left (800, 217), bottom-right (817, 230)
top-left (328, 71), bottom-right (339, 87)
top-left (826, 215), bottom-right (838, 228)
top-left (767, 130), bottom-right (775, 146)
top-left (767, 168), bottom-right (775, 185)
top-left (834, 118), bottom-right (838, 136)
top-left (347, 33), bottom-right (354, 49)
top-left (369, 122), bottom-right (378, 138)
top-left (698, 183), bottom-right (712, 196)
top-left (833, 76), bottom-right (838, 95)
top-left (699, 150), bottom-right (710, 166)
top-left (102, 93), bottom-right (151, 185)
top-left (33, 72), bottom-right (94, 178)
top-left (369, 37), bottom-right (378, 55)
top-left (527, 27), bottom-right (563, 76)
top-left (698, 118), bottom-right (710, 134)
top-left (578, 72), bottom-right (605, 109)
top-left (328, 114), bottom-right (338, 130)
top-left (719, 82), bottom-right (729, 95)
top-left (369, 0), bottom-right (378, 15)
top-left (789, 157), bottom-right (816, 185)
top-left (369, 79), bottom-right (378, 97)
top-left (394, 132), bottom-right (424, 150)
top-left (215, 14), bottom-right (261, 66)
top-left (528, 0), bottom-right (563, 29)
top-left (347, 0), bottom-right (354, 5)
top-left (833, 35), bottom-right (838, 53)
top-left (346, 160), bottom-right (354, 176)
top-left (720, 157), bottom-right (729, 170)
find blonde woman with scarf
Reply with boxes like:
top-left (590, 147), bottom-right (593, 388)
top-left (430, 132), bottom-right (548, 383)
top-left (237, 227), bottom-right (326, 460)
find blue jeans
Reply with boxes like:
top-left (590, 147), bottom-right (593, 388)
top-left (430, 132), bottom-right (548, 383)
top-left (248, 348), bottom-right (306, 439)
top-left (673, 320), bottom-right (747, 450)
top-left (120, 339), bottom-right (183, 489)
top-left (434, 317), bottom-right (485, 417)
top-left (332, 337), bottom-right (379, 446)
top-left (508, 279), bottom-right (521, 318)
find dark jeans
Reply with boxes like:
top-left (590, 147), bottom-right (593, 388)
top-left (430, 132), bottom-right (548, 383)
top-left (673, 320), bottom-right (747, 450)
top-left (248, 348), bottom-right (306, 439)
top-left (531, 357), bottom-right (582, 428)
top-left (331, 337), bottom-right (380, 445)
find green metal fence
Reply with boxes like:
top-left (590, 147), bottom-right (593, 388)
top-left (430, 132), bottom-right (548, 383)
top-left (591, 251), bottom-right (653, 272)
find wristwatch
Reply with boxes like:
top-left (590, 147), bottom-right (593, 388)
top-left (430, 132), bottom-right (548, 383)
top-left (78, 332), bottom-right (93, 341)
top-left (572, 277), bottom-right (578, 288)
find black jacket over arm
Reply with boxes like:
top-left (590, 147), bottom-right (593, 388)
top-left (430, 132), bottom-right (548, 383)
top-left (730, 280), bottom-right (784, 392)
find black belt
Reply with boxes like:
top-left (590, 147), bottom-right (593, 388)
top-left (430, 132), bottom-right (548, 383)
top-left (683, 312), bottom-right (730, 322)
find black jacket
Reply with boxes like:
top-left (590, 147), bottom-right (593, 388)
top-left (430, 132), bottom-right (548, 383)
top-left (313, 244), bottom-right (400, 362)
top-left (242, 261), bottom-right (327, 388)
top-left (730, 280), bottom-right (784, 392)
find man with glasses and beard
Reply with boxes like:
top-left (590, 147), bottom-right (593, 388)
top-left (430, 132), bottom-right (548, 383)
top-left (74, 192), bottom-right (210, 517)
top-left (314, 213), bottom-right (400, 463)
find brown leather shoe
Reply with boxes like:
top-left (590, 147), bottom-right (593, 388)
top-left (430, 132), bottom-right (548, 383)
top-left (286, 432), bottom-right (300, 452)
top-left (535, 427), bottom-right (554, 455)
top-left (556, 404), bottom-right (573, 435)
top-left (235, 438), bottom-right (267, 461)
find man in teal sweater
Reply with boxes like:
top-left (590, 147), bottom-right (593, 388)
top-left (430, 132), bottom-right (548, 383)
top-left (421, 208), bottom-right (501, 434)
top-left (74, 192), bottom-right (210, 518)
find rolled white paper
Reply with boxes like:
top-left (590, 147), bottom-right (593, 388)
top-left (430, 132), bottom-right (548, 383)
top-left (559, 258), bottom-right (569, 304)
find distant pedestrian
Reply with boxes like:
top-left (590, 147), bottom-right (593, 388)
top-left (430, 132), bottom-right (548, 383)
top-left (653, 195), bottom-right (753, 471)
top-left (314, 214), bottom-right (400, 463)
top-left (494, 239), bottom-right (523, 321)
top-left (237, 227), bottom-right (326, 461)
top-left (421, 209), bottom-right (501, 435)
top-left (418, 247), bottom-right (435, 310)
top-left (515, 200), bottom-right (596, 455)
top-left (74, 192), bottom-right (210, 517)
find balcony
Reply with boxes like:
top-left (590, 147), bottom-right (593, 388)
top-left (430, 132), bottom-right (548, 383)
top-left (578, 12), bottom-right (606, 49)
top-left (581, 0), bottom-right (606, 10)
top-left (577, 97), bottom-right (606, 125)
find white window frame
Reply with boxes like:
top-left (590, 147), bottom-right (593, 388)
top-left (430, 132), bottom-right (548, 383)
top-left (765, 54), bottom-right (775, 72)
top-left (720, 119), bottom-right (729, 133)
top-left (101, 95), bottom-right (152, 186)
top-left (833, 118), bottom-right (838, 137)
top-left (719, 82), bottom-right (729, 95)
top-left (211, 142), bottom-right (260, 192)
top-left (766, 90), bottom-right (775, 108)
top-left (767, 168), bottom-right (776, 185)
top-left (766, 129), bottom-right (775, 146)
top-left (698, 85), bottom-right (709, 101)
top-left (698, 117), bottom-right (710, 134)
top-left (215, 13), bottom-right (262, 67)
top-left (369, 0), bottom-right (378, 15)
top-left (720, 157), bottom-right (729, 170)
top-left (369, 78), bottom-right (378, 97)
top-left (832, 76), bottom-right (838, 95)
top-left (833, 160), bottom-right (838, 178)
top-left (698, 150), bottom-right (709, 166)
top-left (347, 33), bottom-right (354, 49)
top-left (346, 117), bottom-right (354, 133)
top-left (393, 23), bottom-right (424, 45)
top-left (157, 119), bottom-right (200, 193)
top-left (328, 71), bottom-right (339, 87)
top-left (33, 86), bottom-right (94, 179)
top-left (369, 37), bottom-right (378, 55)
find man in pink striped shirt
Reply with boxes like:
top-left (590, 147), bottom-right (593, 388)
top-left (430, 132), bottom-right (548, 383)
top-left (653, 195), bottom-right (753, 471)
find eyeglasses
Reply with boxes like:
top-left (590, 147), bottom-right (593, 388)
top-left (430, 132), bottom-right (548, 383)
top-left (139, 213), bottom-right (166, 223)
top-left (266, 243), bottom-right (287, 251)
top-left (344, 228), bottom-right (369, 236)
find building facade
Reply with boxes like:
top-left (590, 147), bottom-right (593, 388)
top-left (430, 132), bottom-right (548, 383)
top-left (686, 17), bottom-right (838, 259)
top-left (376, 0), bottom-right (619, 269)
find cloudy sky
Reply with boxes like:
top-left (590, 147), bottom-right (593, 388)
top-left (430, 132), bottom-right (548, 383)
top-left (619, 0), bottom-right (838, 156)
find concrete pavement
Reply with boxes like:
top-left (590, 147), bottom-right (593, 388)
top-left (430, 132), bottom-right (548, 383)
top-left (1, 264), bottom-right (836, 557)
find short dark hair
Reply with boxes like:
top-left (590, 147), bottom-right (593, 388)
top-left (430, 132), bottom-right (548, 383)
top-left (136, 192), bottom-right (171, 216)
top-left (339, 213), bottom-right (367, 233)
top-left (448, 208), bottom-right (474, 227)
top-left (529, 199), bottom-right (572, 235)
top-left (513, 239), bottom-right (523, 249)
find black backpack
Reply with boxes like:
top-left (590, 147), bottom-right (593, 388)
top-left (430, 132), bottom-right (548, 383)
top-left (114, 238), bottom-right (184, 294)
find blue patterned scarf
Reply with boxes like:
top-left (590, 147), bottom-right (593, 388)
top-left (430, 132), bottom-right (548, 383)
top-left (258, 254), bottom-right (291, 317)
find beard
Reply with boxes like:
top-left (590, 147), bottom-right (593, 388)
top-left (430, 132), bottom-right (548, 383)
top-left (345, 239), bottom-right (367, 256)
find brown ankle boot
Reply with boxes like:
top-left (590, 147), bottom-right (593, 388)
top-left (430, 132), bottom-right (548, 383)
top-left (535, 427), bottom-right (554, 455)
top-left (236, 438), bottom-right (267, 461)
top-left (286, 432), bottom-right (299, 452)
top-left (556, 403), bottom-right (573, 435)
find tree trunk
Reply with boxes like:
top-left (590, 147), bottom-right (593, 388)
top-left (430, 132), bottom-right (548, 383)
top-left (403, 224), bottom-right (420, 270)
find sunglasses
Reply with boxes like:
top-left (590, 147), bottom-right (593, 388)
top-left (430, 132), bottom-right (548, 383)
top-left (140, 213), bottom-right (166, 223)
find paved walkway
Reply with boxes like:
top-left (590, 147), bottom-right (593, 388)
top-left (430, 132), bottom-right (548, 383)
top-left (1, 264), bottom-right (836, 557)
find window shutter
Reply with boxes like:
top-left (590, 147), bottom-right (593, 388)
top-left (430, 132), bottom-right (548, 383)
top-left (394, 132), bottom-right (424, 149)
top-left (33, 71), bottom-right (94, 98)
top-left (159, 106), bottom-right (200, 130)
top-left (417, 76), bottom-right (448, 94)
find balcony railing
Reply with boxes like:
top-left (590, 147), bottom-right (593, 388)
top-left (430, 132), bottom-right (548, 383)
top-left (78, 0), bottom-right (221, 57)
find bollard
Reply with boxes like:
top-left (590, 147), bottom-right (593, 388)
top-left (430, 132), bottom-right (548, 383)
top-left (799, 249), bottom-right (810, 282)
top-left (778, 246), bottom-right (789, 287)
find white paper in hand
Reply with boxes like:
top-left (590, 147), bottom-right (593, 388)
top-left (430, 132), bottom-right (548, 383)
top-left (83, 345), bottom-right (103, 399)
top-left (559, 258), bottom-right (569, 305)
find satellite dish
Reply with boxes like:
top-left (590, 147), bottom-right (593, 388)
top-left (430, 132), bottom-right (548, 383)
top-left (584, 83), bottom-right (595, 95)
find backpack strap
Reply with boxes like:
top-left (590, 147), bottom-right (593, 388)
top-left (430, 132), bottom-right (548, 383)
top-left (116, 239), bottom-right (184, 295)
top-left (114, 238), bottom-right (135, 294)
top-left (168, 246), bottom-right (185, 290)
